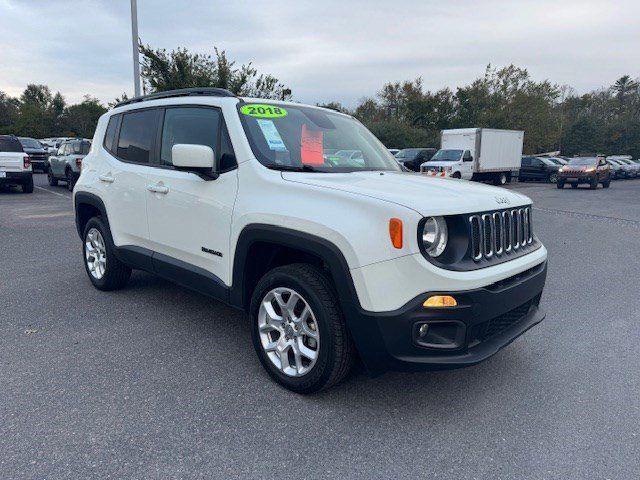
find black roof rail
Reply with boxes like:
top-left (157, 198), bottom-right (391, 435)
top-left (115, 87), bottom-right (236, 108)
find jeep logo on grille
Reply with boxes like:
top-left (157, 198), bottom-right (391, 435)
top-left (495, 196), bottom-right (510, 205)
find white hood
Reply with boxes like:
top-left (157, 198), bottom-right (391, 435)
top-left (282, 171), bottom-right (530, 216)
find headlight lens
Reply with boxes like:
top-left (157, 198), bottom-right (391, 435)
top-left (421, 216), bottom-right (448, 257)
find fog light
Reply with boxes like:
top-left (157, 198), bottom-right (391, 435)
top-left (423, 295), bottom-right (457, 308)
top-left (418, 324), bottom-right (429, 337)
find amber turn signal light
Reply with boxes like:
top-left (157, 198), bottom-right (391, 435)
top-left (389, 218), bottom-right (403, 249)
top-left (423, 295), bottom-right (457, 308)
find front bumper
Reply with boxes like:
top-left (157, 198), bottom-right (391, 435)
top-left (347, 261), bottom-right (547, 374)
top-left (0, 171), bottom-right (32, 185)
top-left (558, 173), bottom-right (596, 184)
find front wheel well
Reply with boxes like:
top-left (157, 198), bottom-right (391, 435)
top-left (240, 242), bottom-right (330, 312)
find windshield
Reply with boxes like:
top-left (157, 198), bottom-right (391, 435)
top-left (18, 137), bottom-right (43, 149)
top-left (395, 148), bottom-right (422, 159)
top-left (568, 158), bottom-right (597, 166)
top-left (430, 149), bottom-right (463, 162)
top-left (238, 102), bottom-right (400, 172)
top-left (547, 158), bottom-right (563, 165)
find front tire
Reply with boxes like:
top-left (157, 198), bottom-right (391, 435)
top-left (47, 171), bottom-right (58, 186)
top-left (557, 181), bottom-right (565, 189)
top-left (548, 172), bottom-right (558, 183)
top-left (249, 264), bottom-right (355, 394)
top-left (590, 177), bottom-right (598, 189)
top-left (83, 217), bottom-right (131, 291)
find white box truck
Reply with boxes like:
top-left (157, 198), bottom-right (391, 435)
top-left (421, 128), bottom-right (524, 185)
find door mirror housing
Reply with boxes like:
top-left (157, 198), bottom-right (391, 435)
top-left (171, 144), bottom-right (218, 179)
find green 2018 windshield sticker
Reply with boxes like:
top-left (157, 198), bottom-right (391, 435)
top-left (240, 104), bottom-right (288, 118)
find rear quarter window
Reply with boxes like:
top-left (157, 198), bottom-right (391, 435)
top-left (116, 109), bottom-right (160, 164)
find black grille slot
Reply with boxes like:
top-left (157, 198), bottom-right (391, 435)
top-left (470, 216), bottom-right (482, 260)
top-left (482, 214), bottom-right (493, 258)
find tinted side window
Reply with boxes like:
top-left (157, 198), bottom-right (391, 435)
top-left (117, 109), bottom-right (159, 164)
top-left (521, 158), bottom-right (531, 166)
top-left (104, 115), bottom-right (119, 154)
top-left (160, 107), bottom-right (220, 166)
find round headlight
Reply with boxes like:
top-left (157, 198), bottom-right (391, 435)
top-left (422, 216), bottom-right (448, 257)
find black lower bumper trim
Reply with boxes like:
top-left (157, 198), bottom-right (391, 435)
top-left (0, 171), bottom-right (32, 184)
top-left (346, 261), bottom-right (548, 374)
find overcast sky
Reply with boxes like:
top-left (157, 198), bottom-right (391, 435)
top-left (1, 0), bottom-right (639, 107)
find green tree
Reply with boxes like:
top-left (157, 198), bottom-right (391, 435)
top-left (138, 44), bottom-right (291, 100)
top-left (64, 96), bottom-right (107, 138)
top-left (0, 91), bottom-right (19, 134)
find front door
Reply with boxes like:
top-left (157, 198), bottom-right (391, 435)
top-left (145, 106), bottom-right (238, 285)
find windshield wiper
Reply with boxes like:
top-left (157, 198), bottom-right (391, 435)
top-left (267, 164), bottom-right (324, 173)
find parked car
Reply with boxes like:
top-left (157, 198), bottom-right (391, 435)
top-left (0, 135), bottom-right (33, 193)
top-left (606, 159), bottom-right (625, 179)
top-left (48, 139), bottom-right (91, 191)
top-left (557, 157), bottom-right (611, 189)
top-left (612, 157), bottom-right (639, 178)
top-left (72, 88), bottom-right (547, 393)
top-left (395, 148), bottom-right (436, 172)
top-left (519, 156), bottom-right (561, 183)
top-left (18, 137), bottom-right (49, 173)
top-left (606, 158), bottom-right (629, 179)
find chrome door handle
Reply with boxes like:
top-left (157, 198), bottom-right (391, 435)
top-left (147, 184), bottom-right (169, 194)
top-left (99, 174), bottom-right (114, 183)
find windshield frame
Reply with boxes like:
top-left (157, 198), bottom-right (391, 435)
top-left (236, 101), bottom-right (401, 173)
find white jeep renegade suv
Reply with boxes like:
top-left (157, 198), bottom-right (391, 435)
top-left (73, 88), bottom-right (547, 393)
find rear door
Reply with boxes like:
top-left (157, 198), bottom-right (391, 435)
top-left (145, 105), bottom-right (238, 285)
top-left (98, 109), bottom-right (160, 248)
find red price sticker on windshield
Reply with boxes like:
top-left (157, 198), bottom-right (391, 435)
top-left (300, 124), bottom-right (324, 165)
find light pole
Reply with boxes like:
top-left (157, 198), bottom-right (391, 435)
top-left (130, 0), bottom-right (141, 97)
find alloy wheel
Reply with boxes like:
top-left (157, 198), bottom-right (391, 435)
top-left (257, 287), bottom-right (320, 377)
top-left (85, 228), bottom-right (107, 279)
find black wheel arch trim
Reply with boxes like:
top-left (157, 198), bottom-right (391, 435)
top-left (74, 192), bottom-right (109, 239)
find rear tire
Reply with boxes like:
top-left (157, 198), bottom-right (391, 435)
top-left (21, 176), bottom-right (34, 193)
top-left (493, 172), bottom-right (507, 186)
top-left (249, 263), bottom-right (355, 394)
top-left (47, 171), bottom-right (58, 186)
top-left (66, 169), bottom-right (76, 191)
top-left (83, 217), bottom-right (131, 291)
top-left (603, 180), bottom-right (610, 188)
top-left (548, 172), bottom-right (558, 183)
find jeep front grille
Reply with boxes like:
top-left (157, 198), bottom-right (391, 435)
top-left (469, 207), bottom-right (533, 261)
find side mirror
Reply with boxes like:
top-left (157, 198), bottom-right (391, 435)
top-left (172, 144), bottom-right (218, 180)
top-left (172, 144), bottom-right (215, 169)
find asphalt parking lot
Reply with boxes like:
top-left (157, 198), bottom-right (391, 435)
top-left (1, 175), bottom-right (639, 479)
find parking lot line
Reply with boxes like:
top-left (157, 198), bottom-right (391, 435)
top-left (35, 186), bottom-right (71, 199)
